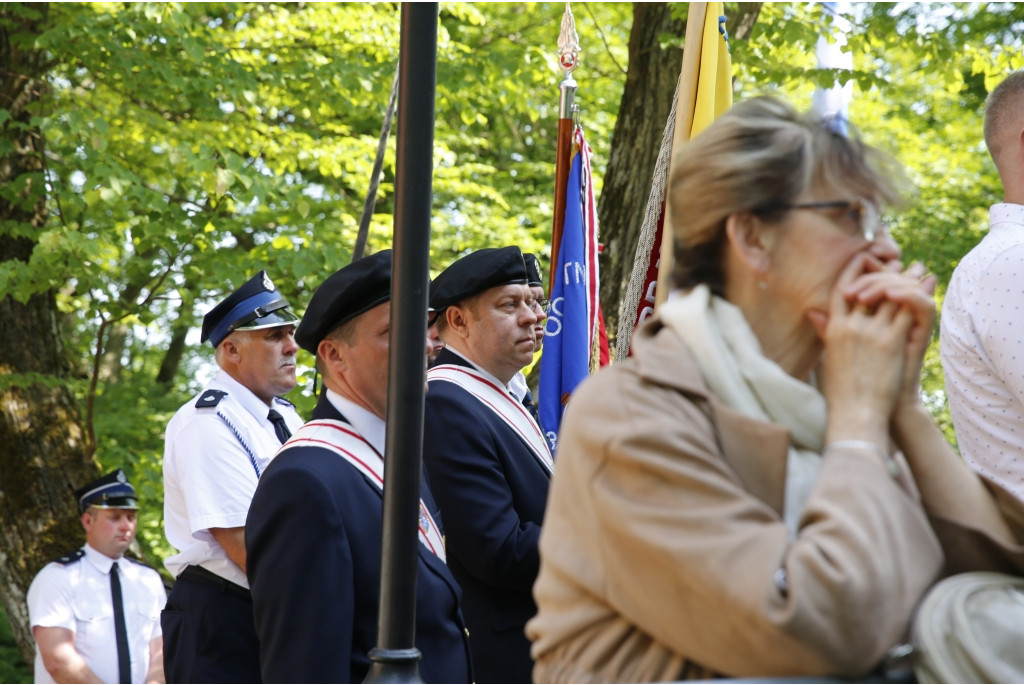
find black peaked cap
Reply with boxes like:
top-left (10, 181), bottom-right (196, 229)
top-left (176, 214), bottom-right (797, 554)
top-left (429, 246), bottom-right (528, 311)
top-left (295, 250), bottom-right (392, 354)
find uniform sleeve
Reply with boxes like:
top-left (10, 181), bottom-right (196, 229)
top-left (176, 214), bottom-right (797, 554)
top-left (168, 412), bottom-right (262, 533)
top-left (422, 387), bottom-right (540, 592)
top-left (27, 565), bottom-right (75, 632)
top-left (246, 459), bottom-right (356, 682)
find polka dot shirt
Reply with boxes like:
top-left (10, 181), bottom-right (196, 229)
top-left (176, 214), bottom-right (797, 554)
top-left (941, 203), bottom-right (1024, 500)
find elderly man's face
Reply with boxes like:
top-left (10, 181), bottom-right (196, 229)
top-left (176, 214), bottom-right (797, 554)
top-left (226, 325), bottom-right (299, 404)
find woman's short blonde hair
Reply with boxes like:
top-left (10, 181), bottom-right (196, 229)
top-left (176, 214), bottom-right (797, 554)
top-left (668, 96), bottom-right (908, 294)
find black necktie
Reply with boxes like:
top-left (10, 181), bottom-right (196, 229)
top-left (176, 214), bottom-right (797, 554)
top-left (110, 562), bottom-right (131, 684)
top-left (268, 408), bottom-right (292, 444)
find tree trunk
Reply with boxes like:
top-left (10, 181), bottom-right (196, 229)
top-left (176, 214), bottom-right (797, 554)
top-left (597, 3), bottom-right (762, 351)
top-left (0, 3), bottom-right (100, 665)
top-left (156, 324), bottom-right (189, 386)
top-left (597, 3), bottom-right (684, 351)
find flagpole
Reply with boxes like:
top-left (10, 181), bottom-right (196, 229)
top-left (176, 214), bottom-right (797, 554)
top-left (550, 2), bottom-right (579, 292)
top-left (365, 3), bottom-right (437, 682)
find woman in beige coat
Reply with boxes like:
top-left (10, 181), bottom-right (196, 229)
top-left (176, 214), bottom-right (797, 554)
top-left (526, 96), bottom-right (1024, 682)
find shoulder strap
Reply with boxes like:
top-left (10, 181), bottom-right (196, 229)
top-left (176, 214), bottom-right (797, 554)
top-left (283, 419), bottom-right (446, 562)
top-left (428, 364), bottom-right (554, 474)
top-left (53, 548), bottom-right (85, 565)
top-left (194, 388), bottom-right (262, 478)
top-left (195, 389), bottom-right (228, 408)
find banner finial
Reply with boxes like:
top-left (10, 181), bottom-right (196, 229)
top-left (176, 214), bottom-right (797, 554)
top-left (557, 3), bottom-right (580, 74)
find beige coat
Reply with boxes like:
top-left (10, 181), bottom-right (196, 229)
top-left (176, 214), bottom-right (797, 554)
top-left (527, 318), bottom-right (1024, 683)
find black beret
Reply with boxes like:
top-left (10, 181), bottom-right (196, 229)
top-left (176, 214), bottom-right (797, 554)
top-left (201, 270), bottom-right (299, 348)
top-left (295, 250), bottom-right (392, 354)
top-left (523, 253), bottom-right (544, 288)
top-left (75, 469), bottom-right (138, 513)
top-left (429, 246), bottom-right (528, 312)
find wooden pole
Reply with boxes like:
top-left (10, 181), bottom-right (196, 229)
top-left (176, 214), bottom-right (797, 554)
top-left (550, 2), bottom-right (580, 293)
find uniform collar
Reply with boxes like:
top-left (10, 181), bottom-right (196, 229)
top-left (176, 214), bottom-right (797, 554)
top-left (325, 388), bottom-right (386, 455)
top-left (437, 347), bottom-right (510, 393)
top-left (83, 542), bottom-right (121, 573)
top-left (213, 369), bottom-right (276, 423)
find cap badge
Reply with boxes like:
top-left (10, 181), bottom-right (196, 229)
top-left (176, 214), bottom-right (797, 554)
top-left (262, 272), bottom-right (276, 292)
top-left (116, 471), bottom-right (127, 484)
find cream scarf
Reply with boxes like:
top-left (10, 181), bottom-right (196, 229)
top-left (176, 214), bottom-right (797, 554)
top-left (659, 285), bottom-right (827, 537)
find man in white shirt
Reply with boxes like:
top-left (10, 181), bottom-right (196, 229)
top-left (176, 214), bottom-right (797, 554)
top-left (161, 270), bottom-right (303, 683)
top-left (27, 469), bottom-right (166, 684)
top-left (941, 70), bottom-right (1024, 502)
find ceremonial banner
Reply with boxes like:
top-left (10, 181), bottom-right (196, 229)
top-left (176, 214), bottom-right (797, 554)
top-left (653, 2), bottom-right (734, 311)
top-left (617, 3), bottom-right (733, 362)
top-left (539, 125), bottom-right (602, 453)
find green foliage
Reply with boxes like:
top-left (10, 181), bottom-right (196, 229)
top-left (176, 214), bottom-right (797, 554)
top-left (4, 1), bottom-right (1024, 570)
top-left (1, 2), bottom-right (632, 566)
top-left (0, 604), bottom-right (31, 683)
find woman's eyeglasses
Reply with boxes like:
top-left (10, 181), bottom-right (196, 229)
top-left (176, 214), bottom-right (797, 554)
top-left (778, 199), bottom-right (881, 241)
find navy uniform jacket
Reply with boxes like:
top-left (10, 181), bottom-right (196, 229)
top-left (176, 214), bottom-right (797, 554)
top-left (423, 348), bottom-right (552, 684)
top-left (245, 395), bottom-right (472, 684)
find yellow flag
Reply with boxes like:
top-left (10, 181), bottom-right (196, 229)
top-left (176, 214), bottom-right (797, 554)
top-left (656, 2), bottom-right (733, 307)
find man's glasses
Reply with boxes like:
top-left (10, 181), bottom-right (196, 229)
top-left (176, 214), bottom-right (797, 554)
top-left (776, 199), bottom-right (880, 241)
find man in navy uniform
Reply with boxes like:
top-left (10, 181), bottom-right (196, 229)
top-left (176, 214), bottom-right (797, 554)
top-left (27, 470), bottom-right (166, 684)
top-left (246, 250), bottom-right (472, 683)
top-left (424, 246), bottom-right (551, 683)
top-left (509, 252), bottom-right (547, 420)
top-left (161, 270), bottom-right (303, 683)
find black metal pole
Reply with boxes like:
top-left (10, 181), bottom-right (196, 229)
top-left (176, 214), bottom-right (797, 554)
top-left (364, 3), bottom-right (437, 684)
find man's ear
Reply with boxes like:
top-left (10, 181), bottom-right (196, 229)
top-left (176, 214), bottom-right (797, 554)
top-left (725, 212), bottom-right (774, 277)
top-left (220, 336), bottom-right (243, 363)
top-left (445, 304), bottom-right (471, 340)
top-left (317, 338), bottom-right (347, 373)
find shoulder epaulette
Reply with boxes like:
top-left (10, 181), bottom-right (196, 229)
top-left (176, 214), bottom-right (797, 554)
top-left (274, 396), bottom-right (295, 408)
top-left (196, 389), bottom-right (228, 408)
top-left (53, 549), bottom-right (85, 565)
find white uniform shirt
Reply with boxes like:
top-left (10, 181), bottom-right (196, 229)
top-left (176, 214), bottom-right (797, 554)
top-left (508, 370), bottom-right (529, 403)
top-left (941, 203), bottom-right (1024, 500)
top-left (27, 544), bottom-right (166, 684)
top-left (163, 370), bottom-right (303, 587)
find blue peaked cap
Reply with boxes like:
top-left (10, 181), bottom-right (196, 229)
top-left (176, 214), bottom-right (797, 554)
top-left (74, 469), bottom-right (138, 513)
top-left (201, 270), bottom-right (299, 348)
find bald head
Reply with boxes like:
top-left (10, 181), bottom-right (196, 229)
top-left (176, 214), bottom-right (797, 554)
top-left (984, 70), bottom-right (1024, 198)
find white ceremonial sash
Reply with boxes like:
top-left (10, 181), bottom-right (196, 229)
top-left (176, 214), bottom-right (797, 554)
top-left (428, 364), bottom-right (554, 474)
top-left (283, 419), bottom-right (446, 562)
